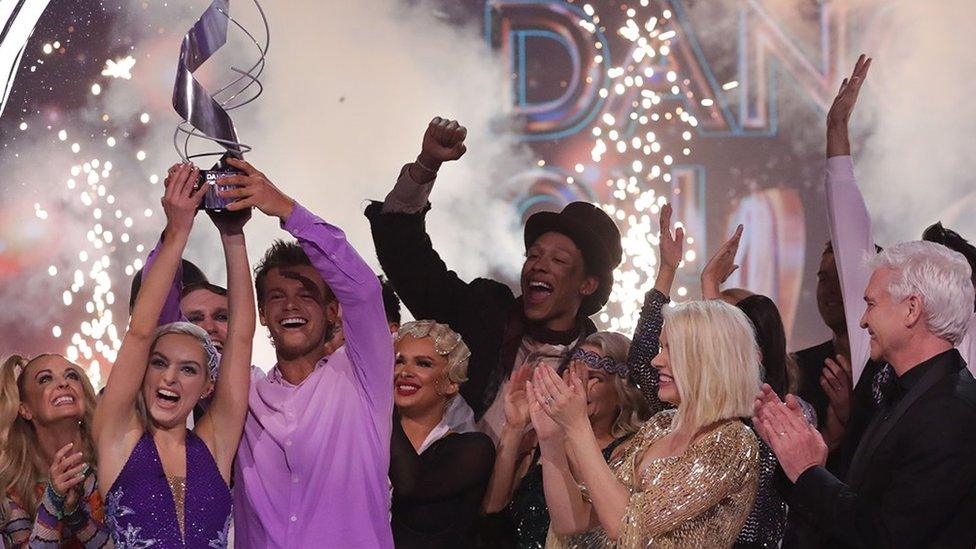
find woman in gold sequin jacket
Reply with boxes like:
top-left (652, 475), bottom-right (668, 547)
top-left (527, 299), bottom-right (762, 548)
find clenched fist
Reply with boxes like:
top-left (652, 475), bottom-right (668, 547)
top-left (410, 117), bottom-right (467, 183)
top-left (422, 117), bottom-right (467, 163)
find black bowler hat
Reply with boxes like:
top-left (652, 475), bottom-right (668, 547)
top-left (523, 202), bottom-right (623, 316)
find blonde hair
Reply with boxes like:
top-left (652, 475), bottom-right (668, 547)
top-left (0, 354), bottom-right (97, 514)
top-left (662, 300), bottom-right (762, 433)
top-left (395, 320), bottom-right (471, 384)
top-left (151, 322), bottom-right (220, 380)
top-left (582, 332), bottom-right (650, 438)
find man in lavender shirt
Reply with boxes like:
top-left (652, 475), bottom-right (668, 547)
top-left (214, 157), bottom-right (394, 548)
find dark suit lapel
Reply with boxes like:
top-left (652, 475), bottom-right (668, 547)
top-left (846, 359), bottom-right (955, 487)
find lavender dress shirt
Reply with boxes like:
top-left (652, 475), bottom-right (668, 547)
top-left (232, 204), bottom-right (394, 548)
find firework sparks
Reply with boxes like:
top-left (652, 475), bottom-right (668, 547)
top-left (572, 2), bottom-right (701, 334)
top-left (101, 55), bottom-right (136, 80)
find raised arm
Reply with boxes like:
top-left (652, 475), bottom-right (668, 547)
top-left (824, 54), bottom-right (874, 382)
top-left (137, 163), bottom-right (195, 326)
top-left (93, 165), bottom-right (203, 451)
top-left (220, 158), bottom-right (392, 403)
top-left (628, 204), bottom-right (682, 412)
top-left (194, 209), bottom-right (255, 481)
top-left (363, 118), bottom-right (500, 327)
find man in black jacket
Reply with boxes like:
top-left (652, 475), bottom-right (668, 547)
top-left (365, 117), bottom-right (622, 438)
top-left (755, 241), bottom-right (976, 548)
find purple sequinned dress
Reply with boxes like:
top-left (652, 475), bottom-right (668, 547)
top-left (105, 431), bottom-right (231, 548)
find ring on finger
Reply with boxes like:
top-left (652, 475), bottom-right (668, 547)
top-left (545, 396), bottom-right (554, 405)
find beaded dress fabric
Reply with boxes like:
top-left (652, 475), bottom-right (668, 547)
top-left (549, 410), bottom-right (758, 548)
top-left (627, 290), bottom-right (787, 547)
top-left (105, 431), bottom-right (231, 548)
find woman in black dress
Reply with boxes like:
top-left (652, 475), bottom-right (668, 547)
top-left (390, 320), bottom-right (495, 548)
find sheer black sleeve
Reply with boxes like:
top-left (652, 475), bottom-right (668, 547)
top-left (390, 419), bottom-right (496, 502)
top-left (627, 289), bottom-right (670, 415)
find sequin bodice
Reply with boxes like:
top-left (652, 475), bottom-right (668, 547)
top-left (550, 410), bottom-right (759, 548)
top-left (105, 431), bottom-right (231, 548)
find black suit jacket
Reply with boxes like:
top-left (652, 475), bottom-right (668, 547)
top-left (794, 340), bottom-right (835, 430)
top-left (364, 202), bottom-right (595, 418)
top-left (790, 349), bottom-right (976, 548)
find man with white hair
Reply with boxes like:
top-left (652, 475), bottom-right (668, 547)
top-left (755, 241), bottom-right (976, 547)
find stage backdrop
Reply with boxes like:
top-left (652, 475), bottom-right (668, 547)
top-left (1, 0), bottom-right (972, 384)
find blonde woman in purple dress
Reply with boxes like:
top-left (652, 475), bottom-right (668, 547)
top-left (92, 163), bottom-right (255, 547)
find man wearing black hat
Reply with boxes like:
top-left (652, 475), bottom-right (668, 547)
top-left (365, 117), bottom-right (622, 439)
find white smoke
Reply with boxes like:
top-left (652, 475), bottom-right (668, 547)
top-left (852, 0), bottom-right (976, 244)
top-left (1, 0), bottom-right (533, 368)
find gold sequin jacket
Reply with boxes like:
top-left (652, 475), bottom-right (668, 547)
top-left (549, 409), bottom-right (759, 548)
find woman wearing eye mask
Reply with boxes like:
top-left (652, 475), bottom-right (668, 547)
top-left (92, 163), bottom-right (255, 547)
top-left (482, 332), bottom-right (649, 548)
top-left (0, 354), bottom-right (109, 547)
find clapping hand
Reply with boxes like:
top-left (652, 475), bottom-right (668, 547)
top-left (504, 363), bottom-right (534, 430)
top-left (753, 386), bottom-right (827, 482)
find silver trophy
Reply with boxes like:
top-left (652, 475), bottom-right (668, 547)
top-left (172, 0), bottom-right (269, 211)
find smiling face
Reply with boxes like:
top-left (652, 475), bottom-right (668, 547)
top-left (18, 355), bottom-right (87, 426)
top-left (650, 329), bottom-right (679, 405)
top-left (520, 232), bottom-right (598, 330)
top-left (142, 332), bottom-right (214, 429)
top-left (859, 267), bottom-right (911, 363)
top-left (393, 335), bottom-right (458, 413)
top-left (181, 288), bottom-right (229, 352)
top-left (259, 266), bottom-right (338, 361)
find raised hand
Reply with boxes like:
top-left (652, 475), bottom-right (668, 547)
top-left (504, 364), bottom-right (534, 430)
top-left (420, 117), bottom-right (467, 166)
top-left (827, 54), bottom-right (872, 131)
top-left (161, 162), bottom-right (205, 237)
top-left (658, 203), bottom-right (685, 272)
top-left (701, 224), bottom-right (744, 299)
top-left (217, 157), bottom-right (295, 220)
top-left (49, 442), bottom-right (87, 513)
top-left (827, 54), bottom-right (872, 157)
